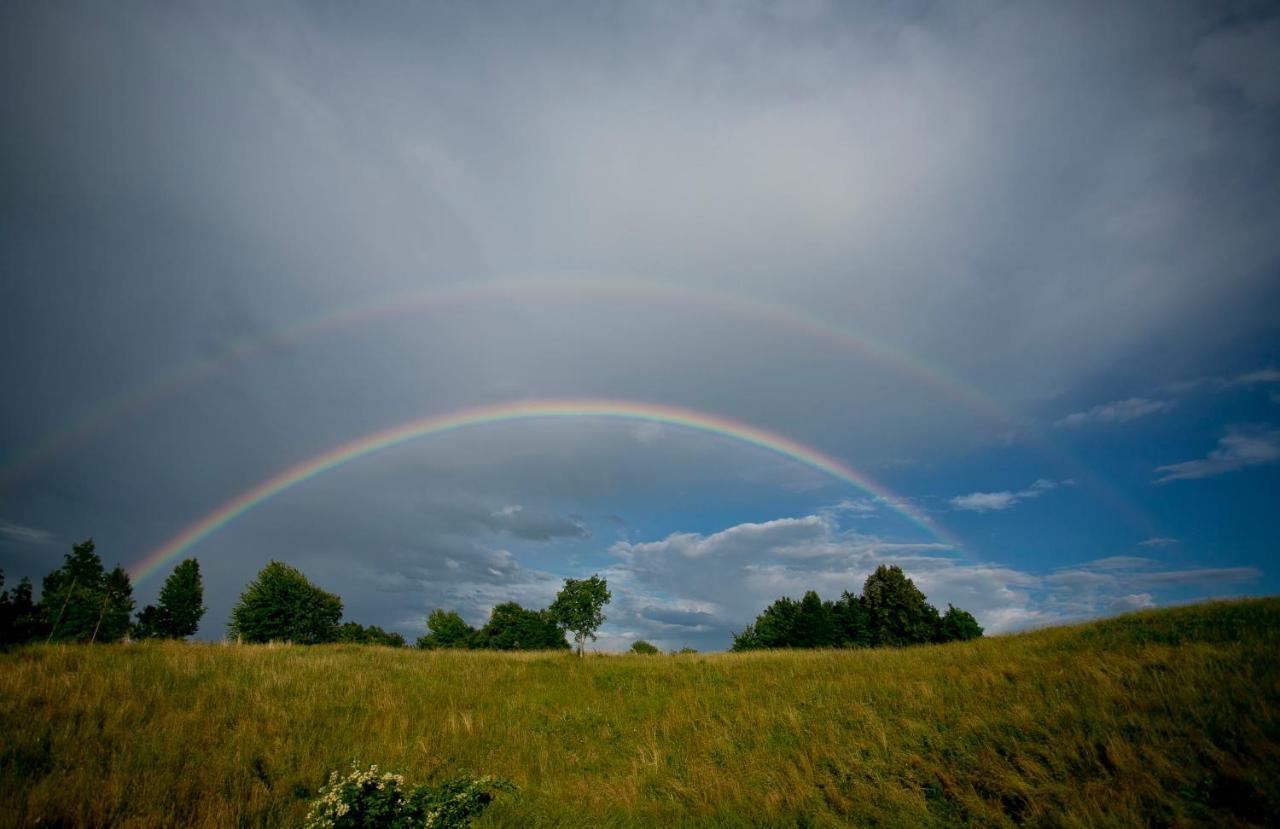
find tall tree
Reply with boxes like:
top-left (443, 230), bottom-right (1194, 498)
top-left (227, 561), bottom-right (342, 644)
top-left (134, 558), bottom-right (206, 639)
top-left (416, 609), bottom-right (477, 649)
top-left (471, 602), bottom-right (568, 651)
top-left (549, 575), bottom-right (611, 658)
top-left (40, 539), bottom-right (133, 643)
top-left (861, 564), bottom-right (941, 646)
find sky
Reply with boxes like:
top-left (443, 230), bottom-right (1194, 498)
top-left (1, 0), bottom-right (1278, 651)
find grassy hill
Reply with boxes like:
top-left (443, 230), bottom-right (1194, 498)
top-left (2, 598), bottom-right (1278, 827)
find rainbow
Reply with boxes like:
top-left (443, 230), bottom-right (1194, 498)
top-left (130, 398), bottom-right (960, 582)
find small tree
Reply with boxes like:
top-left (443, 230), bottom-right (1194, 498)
top-left (228, 561), bottom-right (342, 644)
top-left (629, 639), bottom-right (660, 655)
top-left (549, 575), bottom-right (611, 658)
top-left (337, 622), bottom-right (406, 647)
top-left (831, 590), bottom-right (871, 647)
top-left (417, 609), bottom-right (477, 649)
top-left (134, 558), bottom-right (206, 639)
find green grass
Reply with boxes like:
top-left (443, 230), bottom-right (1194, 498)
top-left (2, 598), bottom-right (1279, 827)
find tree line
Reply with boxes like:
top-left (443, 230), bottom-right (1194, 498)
top-left (229, 560), bottom-right (612, 656)
top-left (4, 541), bottom-right (980, 653)
top-left (732, 564), bottom-right (982, 650)
top-left (0, 539), bottom-right (205, 645)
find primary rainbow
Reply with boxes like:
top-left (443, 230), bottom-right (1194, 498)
top-left (131, 398), bottom-right (960, 582)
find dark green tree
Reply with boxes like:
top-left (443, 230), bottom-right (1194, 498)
top-left (861, 564), bottom-right (941, 646)
top-left (472, 602), bottom-right (568, 651)
top-left (831, 590), bottom-right (871, 647)
top-left (549, 574), bottom-right (610, 657)
top-left (793, 590), bottom-right (838, 647)
top-left (416, 609), bottom-right (477, 649)
top-left (629, 639), bottom-right (660, 654)
top-left (134, 558), bottom-right (205, 639)
top-left (40, 539), bottom-right (133, 643)
top-left (732, 596), bottom-right (801, 650)
top-left (336, 621), bottom-right (406, 647)
top-left (937, 604), bottom-right (983, 642)
top-left (227, 561), bottom-right (342, 644)
top-left (1, 572), bottom-right (44, 644)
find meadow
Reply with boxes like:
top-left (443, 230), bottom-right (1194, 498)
top-left (2, 598), bottom-right (1278, 828)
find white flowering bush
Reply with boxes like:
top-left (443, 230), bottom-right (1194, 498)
top-left (304, 763), bottom-right (513, 828)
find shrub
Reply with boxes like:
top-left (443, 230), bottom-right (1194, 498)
top-left (629, 640), bottom-right (660, 655)
top-left (304, 763), bottom-right (512, 829)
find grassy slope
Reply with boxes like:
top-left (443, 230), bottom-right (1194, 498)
top-left (1, 599), bottom-right (1278, 828)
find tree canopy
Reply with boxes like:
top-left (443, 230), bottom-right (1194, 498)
top-left (134, 558), bottom-right (206, 639)
top-left (416, 609), bottom-right (478, 649)
top-left (471, 602), bottom-right (568, 651)
top-left (227, 561), bottom-right (343, 644)
top-left (38, 539), bottom-right (135, 643)
top-left (549, 574), bottom-right (610, 657)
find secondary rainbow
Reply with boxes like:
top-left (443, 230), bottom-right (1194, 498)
top-left (131, 398), bottom-right (960, 582)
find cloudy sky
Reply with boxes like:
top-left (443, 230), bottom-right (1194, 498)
top-left (2, 1), bottom-right (1278, 650)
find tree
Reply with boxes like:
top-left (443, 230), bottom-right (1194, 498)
top-left (1, 571), bottom-right (44, 645)
top-left (40, 539), bottom-right (134, 643)
top-left (732, 596), bottom-right (800, 650)
top-left (336, 622), bottom-right (406, 647)
top-left (134, 558), bottom-right (205, 639)
top-left (861, 564), bottom-right (941, 646)
top-left (938, 604), bottom-right (983, 642)
top-left (629, 639), bottom-right (660, 655)
top-left (831, 590), bottom-right (871, 647)
top-left (793, 590), bottom-right (838, 647)
top-left (227, 561), bottom-right (342, 644)
top-left (416, 609), bottom-right (477, 649)
top-left (471, 602), bottom-right (568, 651)
top-left (549, 575), bottom-right (611, 658)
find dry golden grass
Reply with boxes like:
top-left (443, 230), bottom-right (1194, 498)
top-left (2, 599), bottom-right (1278, 827)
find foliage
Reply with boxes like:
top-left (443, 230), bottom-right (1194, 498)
top-left (336, 622), bottom-right (407, 647)
top-left (40, 539), bottom-right (134, 643)
top-left (2, 599), bottom-right (1277, 827)
top-left (549, 575), bottom-right (611, 657)
top-left (676, 647), bottom-right (698, 654)
top-left (938, 604), bottom-right (983, 642)
top-left (133, 558), bottom-right (206, 639)
top-left (303, 762), bottom-right (512, 829)
top-left (471, 603), bottom-right (568, 651)
top-left (628, 640), bottom-right (660, 655)
top-left (417, 610), bottom-right (477, 650)
top-left (862, 565), bottom-right (940, 646)
top-left (733, 566), bottom-right (975, 650)
top-left (227, 561), bottom-right (342, 644)
top-left (0, 572), bottom-right (43, 645)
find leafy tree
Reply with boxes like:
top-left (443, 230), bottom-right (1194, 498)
top-left (40, 539), bottom-right (134, 643)
top-left (471, 602), bottom-right (568, 651)
top-left (677, 647), bottom-right (698, 654)
top-left (227, 561), bottom-right (342, 644)
top-left (133, 558), bottom-right (205, 639)
top-left (336, 621), bottom-right (406, 647)
top-left (938, 604), bottom-right (984, 642)
top-left (416, 609), bottom-right (477, 649)
top-left (793, 590), bottom-right (838, 647)
top-left (831, 590), bottom-right (871, 647)
top-left (549, 574), bottom-right (610, 658)
top-left (732, 596), bottom-right (801, 650)
top-left (629, 639), bottom-right (660, 655)
top-left (861, 564), bottom-right (941, 646)
top-left (1, 571), bottom-right (44, 645)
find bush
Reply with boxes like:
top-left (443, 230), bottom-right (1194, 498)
top-left (304, 763), bottom-right (513, 829)
top-left (629, 640), bottom-right (659, 655)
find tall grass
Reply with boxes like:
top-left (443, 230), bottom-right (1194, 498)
top-left (2, 599), bottom-right (1278, 827)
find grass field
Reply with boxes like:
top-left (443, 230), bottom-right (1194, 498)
top-left (2, 599), bottom-right (1278, 827)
